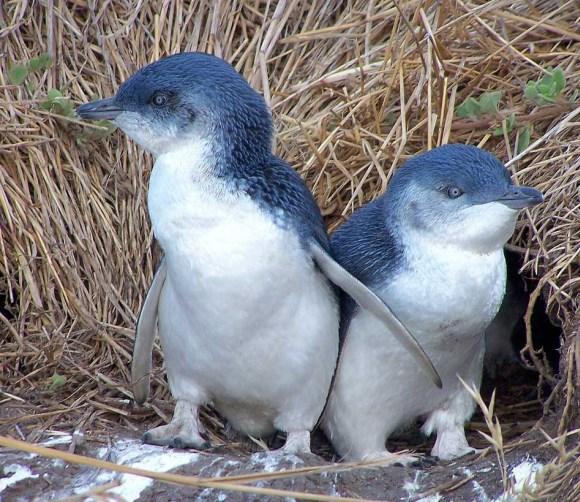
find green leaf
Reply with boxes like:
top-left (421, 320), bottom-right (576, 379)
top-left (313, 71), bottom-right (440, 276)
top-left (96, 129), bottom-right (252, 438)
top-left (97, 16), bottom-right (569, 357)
top-left (456, 97), bottom-right (480, 118)
top-left (37, 52), bottom-right (53, 70)
top-left (493, 113), bottom-right (516, 136)
top-left (54, 99), bottom-right (75, 117)
top-left (506, 113), bottom-right (517, 130)
top-left (94, 120), bottom-right (117, 137)
top-left (28, 52), bottom-right (53, 72)
top-left (516, 125), bottom-right (532, 154)
top-left (8, 64), bottom-right (29, 85)
top-left (28, 57), bottom-right (42, 72)
top-left (48, 373), bottom-right (66, 391)
top-left (552, 68), bottom-right (565, 94)
top-left (525, 68), bottom-right (567, 105)
top-left (41, 89), bottom-right (75, 117)
top-left (478, 91), bottom-right (501, 114)
top-left (524, 82), bottom-right (538, 101)
top-left (41, 89), bottom-right (61, 110)
top-left (456, 91), bottom-right (501, 119)
top-left (46, 88), bottom-right (63, 101)
top-left (537, 82), bottom-right (552, 96)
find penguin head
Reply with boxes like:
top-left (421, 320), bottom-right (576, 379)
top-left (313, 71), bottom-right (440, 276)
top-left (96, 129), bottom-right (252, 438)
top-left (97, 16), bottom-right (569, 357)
top-left (387, 144), bottom-right (543, 253)
top-left (77, 52), bottom-right (272, 161)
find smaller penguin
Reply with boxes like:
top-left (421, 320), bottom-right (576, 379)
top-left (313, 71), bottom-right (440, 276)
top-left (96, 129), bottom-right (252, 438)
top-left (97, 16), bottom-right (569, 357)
top-left (323, 144), bottom-right (543, 462)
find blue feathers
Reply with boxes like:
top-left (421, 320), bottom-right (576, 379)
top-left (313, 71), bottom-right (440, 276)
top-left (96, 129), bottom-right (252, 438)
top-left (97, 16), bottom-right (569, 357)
top-left (386, 144), bottom-right (512, 209)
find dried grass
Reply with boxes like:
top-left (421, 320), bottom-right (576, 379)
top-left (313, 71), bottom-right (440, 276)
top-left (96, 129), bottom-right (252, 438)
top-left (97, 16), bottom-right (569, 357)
top-left (0, 0), bottom-right (578, 499)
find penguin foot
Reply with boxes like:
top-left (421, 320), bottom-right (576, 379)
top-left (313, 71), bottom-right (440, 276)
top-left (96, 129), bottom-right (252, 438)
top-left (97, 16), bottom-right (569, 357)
top-left (431, 428), bottom-right (480, 460)
top-left (362, 450), bottom-right (419, 467)
top-left (142, 400), bottom-right (210, 450)
top-left (142, 426), bottom-right (211, 450)
top-left (275, 430), bottom-right (311, 455)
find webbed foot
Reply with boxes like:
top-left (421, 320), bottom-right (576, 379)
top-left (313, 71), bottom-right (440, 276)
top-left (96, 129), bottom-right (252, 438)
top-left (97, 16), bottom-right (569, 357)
top-left (143, 400), bottom-right (211, 450)
top-left (362, 450), bottom-right (419, 467)
top-left (431, 428), bottom-right (480, 460)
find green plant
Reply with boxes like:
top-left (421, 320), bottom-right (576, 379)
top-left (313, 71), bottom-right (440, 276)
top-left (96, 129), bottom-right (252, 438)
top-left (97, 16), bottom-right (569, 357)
top-left (516, 124), bottom-right (532, 154)
top-left (8, 53), bottom-right (74, 118)
top-left (48, 372), bottom-right (66, 391)
top-left (493, 113), bottom-right (517, 136)
top-left (76, 120), bottom-right (118, 145)
top-left (492, 114), bottom-right (532, 154)
top-left (40, 88), bottom-right (75, 117)
top-left (8, 52), bottom-right (53, 85)
top-left (7, 54), bottom-right (116, 139)
top-left (456, 90), bottom-right (502, 118)
top-left (524, 67), bottom-right (566, 105)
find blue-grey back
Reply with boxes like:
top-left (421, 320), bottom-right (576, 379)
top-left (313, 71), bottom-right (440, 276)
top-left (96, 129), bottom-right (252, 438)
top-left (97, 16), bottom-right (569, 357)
top-left (242, 154), bottom-right (330, 251)
top-left (331, 198), bottom-right (404, 339)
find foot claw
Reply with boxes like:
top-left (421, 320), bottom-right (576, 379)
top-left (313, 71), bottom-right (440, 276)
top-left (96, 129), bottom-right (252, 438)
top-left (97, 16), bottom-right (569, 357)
top-left (171, 437), bottom-right (185, 449)
top-left (279, 431), bottom-right (311, 455)
top-left (430, 427), bottom-right (479, 460)
top-left (408, 455), bottom-right (438, 468)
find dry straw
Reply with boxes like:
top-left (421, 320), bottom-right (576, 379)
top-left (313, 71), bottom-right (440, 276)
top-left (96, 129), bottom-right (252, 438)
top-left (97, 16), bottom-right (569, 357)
top-left (1, 0), bottom-right (578, 499)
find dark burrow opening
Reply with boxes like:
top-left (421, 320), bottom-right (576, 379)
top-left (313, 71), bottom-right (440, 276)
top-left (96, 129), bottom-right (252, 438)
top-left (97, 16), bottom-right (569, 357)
top-left (0, 278), bottom-right (17, 327)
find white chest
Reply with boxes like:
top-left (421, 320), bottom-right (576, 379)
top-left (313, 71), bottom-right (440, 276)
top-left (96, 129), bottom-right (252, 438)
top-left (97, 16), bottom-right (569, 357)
top-left (146, 145), bottom-right (311, 311)
top-left (145, 146), bottom-right (339, 424)
top-left (381, 239), bottom-right (506, 346)
top-left (148, 145), bottom-right (287, 259)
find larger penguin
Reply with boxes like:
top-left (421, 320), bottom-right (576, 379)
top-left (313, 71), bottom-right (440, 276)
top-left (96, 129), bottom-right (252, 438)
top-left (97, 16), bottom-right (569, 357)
top-left (77, 52), bottom-right (440, 454)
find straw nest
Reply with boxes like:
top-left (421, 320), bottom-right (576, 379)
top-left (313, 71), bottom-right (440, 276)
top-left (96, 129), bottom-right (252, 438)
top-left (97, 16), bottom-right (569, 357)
top-left (1, 0), bottom-right (578, 499)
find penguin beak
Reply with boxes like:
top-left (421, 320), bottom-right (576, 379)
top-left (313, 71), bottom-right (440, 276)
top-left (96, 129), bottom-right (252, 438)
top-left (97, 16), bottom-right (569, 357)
top-left (496, 186), bottom-right (544, 209)
top-left (77, 97), bottom-right (122, 120)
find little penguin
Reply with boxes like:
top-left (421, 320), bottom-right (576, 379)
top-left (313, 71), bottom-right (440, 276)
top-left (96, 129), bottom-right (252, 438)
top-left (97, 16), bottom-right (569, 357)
top-left (76, 52), bottom-right (440, 454)
top-left (322, 144), bottom-right (543, 462)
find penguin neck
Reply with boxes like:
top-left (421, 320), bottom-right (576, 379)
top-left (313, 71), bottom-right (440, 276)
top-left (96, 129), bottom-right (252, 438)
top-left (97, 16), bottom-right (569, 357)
top-left (155, 133), bottom-right (270, 190)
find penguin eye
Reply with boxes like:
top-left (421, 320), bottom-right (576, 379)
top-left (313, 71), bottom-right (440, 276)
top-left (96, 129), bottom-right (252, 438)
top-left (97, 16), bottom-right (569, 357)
top-left (446, 186), bottom-right (464, 199)
top-left (151, 92), bottom-right (169, 107)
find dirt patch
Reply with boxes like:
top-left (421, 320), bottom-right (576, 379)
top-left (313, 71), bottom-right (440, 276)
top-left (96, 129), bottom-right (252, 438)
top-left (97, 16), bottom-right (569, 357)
top-left (1, 357), bottom-right (559, 501)
top-left (0, 432), bottom-right (556, 502)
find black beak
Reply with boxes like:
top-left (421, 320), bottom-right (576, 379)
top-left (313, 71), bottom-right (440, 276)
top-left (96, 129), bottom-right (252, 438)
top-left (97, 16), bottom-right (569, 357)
top-left (496, 186), bottom-right (544, 210)
top-left (76, 97), bottom-right (122, 120)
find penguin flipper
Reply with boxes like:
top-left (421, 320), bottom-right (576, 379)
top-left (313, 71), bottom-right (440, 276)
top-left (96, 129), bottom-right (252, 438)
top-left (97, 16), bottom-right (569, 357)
top-left (310, 242), bottom-right (442, 389)
top-left (132, 258), bottom-right (168, 404)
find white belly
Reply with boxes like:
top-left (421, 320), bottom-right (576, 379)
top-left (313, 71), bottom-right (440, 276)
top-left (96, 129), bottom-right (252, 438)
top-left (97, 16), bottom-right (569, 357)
top-left (148, 149), bottom-right (338, 435)
top-left (325, 242), bottom-right (506, 458)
